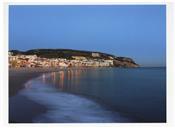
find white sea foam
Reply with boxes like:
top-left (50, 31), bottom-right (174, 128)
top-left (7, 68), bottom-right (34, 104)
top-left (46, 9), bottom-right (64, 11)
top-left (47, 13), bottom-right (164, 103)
top-left (19, 75), bottom-right (130, 123)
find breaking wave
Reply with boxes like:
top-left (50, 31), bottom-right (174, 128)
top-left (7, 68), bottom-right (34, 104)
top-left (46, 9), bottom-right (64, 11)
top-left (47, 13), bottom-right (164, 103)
top-left (19, 74), bottom-right (131, 123)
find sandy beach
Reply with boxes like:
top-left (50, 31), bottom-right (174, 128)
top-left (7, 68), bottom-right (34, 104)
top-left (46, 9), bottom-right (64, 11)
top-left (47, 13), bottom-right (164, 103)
top-left (9, 67), bottom-right (64, 123)
top-left (9, 67), bottom-right (65, 96)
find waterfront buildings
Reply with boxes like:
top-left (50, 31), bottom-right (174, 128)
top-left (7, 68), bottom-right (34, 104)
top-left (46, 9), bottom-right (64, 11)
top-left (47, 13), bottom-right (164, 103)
top-left (9, 52), bottom-right (114, 68)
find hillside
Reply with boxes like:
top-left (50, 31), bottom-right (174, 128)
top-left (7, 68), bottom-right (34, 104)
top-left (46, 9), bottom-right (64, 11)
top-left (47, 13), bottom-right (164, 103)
top-left (10, 49), bottom-right (139, 67)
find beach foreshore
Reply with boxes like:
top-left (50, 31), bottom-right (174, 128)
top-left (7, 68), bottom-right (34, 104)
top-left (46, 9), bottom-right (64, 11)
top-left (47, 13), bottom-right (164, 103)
top-left (9, 67), bottom-right (66, 123)
top-left (9, 67), bottom-right (66, 96)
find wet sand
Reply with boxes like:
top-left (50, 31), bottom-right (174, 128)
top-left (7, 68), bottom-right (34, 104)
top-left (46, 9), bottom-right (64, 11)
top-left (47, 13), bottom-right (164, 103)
top-left (9, 67), bottom-right (64, 123)
top-left (9, 96), bottom-right (47, 123)
top-left (9, 67), bottom-right (65, 96)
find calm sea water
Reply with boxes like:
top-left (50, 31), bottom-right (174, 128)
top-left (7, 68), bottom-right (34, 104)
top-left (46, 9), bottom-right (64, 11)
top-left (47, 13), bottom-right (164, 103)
top-left (10, 67), bottom-right (166, 123)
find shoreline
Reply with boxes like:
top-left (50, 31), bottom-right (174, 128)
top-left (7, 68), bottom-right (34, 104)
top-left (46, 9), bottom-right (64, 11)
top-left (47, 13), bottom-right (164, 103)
top-left (9, 67), bottom-right (113, 123)
top-left (9, 67), bottom-right (106, 96)
top-left (9, 67), bottom-right (67, 96)
top-left (9, 67), bottom-right (117, 123)
top-left (9, 66), bottom-right (159, 97)
top-left (9, 67), bottom-right (66, 123)
top-left (9, 68), bottom-right (135, 123)
top-left (9, 67), bottom-right (165, 122)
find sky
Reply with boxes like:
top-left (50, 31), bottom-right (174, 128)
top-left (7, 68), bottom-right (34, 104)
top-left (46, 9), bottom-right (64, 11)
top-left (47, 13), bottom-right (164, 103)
top-left (9, 5), bottom-right (166, 67)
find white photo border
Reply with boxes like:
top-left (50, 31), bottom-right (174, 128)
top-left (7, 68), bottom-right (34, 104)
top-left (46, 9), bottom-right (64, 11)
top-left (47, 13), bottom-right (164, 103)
top-left (1, 0), bottom-right (174, 128)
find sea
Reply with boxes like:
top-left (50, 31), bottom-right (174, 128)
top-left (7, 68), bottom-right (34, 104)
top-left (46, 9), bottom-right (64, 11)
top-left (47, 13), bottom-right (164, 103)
top-left (9, 67), bottom-right (166, 123)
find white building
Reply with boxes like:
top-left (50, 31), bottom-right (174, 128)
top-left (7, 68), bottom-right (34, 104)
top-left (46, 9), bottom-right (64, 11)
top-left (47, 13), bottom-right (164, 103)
top-left (92, 53), bottom-right (100, 57)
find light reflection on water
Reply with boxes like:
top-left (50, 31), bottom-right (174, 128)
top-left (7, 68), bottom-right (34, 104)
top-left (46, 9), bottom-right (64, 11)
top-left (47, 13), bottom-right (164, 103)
top-left (27, 68), bottom-right (87, 92)
top-left (20, 68), bottom-right (133, 123)
top-left (23, 68), bottom-right (166, 122)
top-left (28, 68), bottom-right (106, 97)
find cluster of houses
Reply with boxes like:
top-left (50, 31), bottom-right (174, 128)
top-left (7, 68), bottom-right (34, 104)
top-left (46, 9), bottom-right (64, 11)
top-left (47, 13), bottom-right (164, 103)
top-left (9, 52), bottom-right (114, 68)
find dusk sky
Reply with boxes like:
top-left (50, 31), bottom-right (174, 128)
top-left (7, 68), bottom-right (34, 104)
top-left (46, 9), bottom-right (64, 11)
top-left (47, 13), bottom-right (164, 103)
top-left (9, 5), bottom-right (166, 67)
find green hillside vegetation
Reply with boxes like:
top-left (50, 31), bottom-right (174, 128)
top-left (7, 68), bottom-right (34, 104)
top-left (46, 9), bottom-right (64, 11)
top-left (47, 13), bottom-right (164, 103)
top-left (10, 49), bottom-right (115, 59)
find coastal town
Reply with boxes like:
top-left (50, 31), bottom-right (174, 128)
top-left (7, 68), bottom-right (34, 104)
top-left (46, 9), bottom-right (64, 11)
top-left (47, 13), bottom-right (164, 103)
top-left (9, 52), bottom-right (114, 68)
